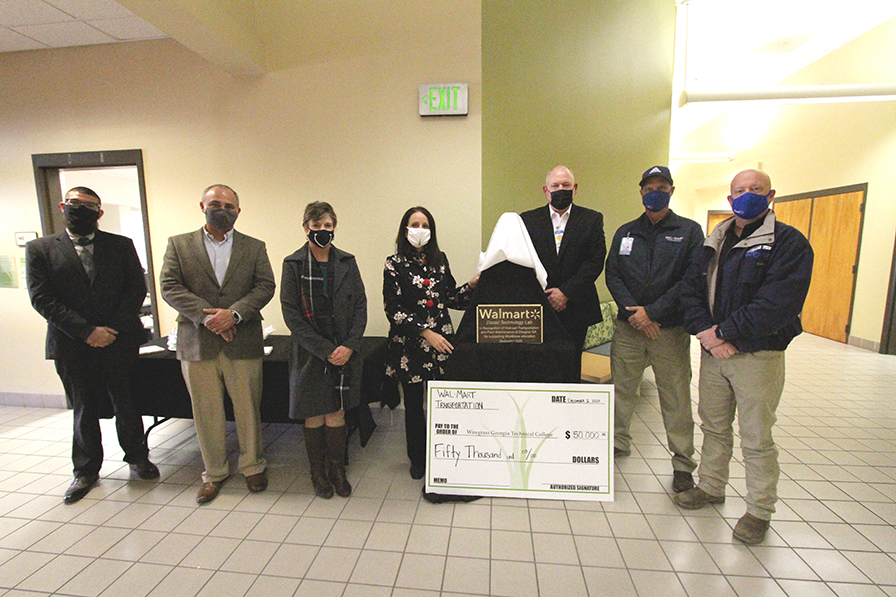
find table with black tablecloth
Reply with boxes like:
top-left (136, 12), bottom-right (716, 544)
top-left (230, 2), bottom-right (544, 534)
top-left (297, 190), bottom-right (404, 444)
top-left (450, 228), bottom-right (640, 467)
top-left (134, 335), bottom-right (388, 447)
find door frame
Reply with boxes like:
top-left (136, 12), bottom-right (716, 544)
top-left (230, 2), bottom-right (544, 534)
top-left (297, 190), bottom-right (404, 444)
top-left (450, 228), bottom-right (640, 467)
top-left (882, 229), bottom-right (896, 354)
top-left (31, 149), bottom-right (160, 339)
top-left (706, 210), bottom-right (733, 232)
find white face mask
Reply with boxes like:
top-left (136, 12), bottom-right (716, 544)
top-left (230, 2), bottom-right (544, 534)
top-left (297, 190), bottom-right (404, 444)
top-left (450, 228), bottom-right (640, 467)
top-left (406, 226), bottom-right (431, 248)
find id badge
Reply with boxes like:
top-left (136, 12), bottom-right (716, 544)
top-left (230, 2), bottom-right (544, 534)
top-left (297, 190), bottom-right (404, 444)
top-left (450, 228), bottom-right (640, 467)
top-left (620, 237), bottom-right (633, 255)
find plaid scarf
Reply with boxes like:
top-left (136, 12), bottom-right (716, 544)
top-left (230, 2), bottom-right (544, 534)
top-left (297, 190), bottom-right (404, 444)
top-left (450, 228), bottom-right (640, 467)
top-left (299, 245), bottom-right (350, 410)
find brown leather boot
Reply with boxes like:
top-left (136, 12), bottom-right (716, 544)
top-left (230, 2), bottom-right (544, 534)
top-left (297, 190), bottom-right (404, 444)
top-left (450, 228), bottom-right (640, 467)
top-left (304, 426), bottom-right (333, 499)
top-left (325, 425), bottom-right (352, 497)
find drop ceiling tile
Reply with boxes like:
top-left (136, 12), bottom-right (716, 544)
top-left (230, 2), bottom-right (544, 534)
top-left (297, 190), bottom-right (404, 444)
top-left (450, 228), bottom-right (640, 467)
top-left (11, 20), bottom-right (113, 47)
top-left (0, 26), bottom-right (49, 51)
top-left (43, 0), bottom-right (136, 21)
top-left (88, 16), bottom-right (166, 41)
top-left (0, 0), bottom-right (73, 27)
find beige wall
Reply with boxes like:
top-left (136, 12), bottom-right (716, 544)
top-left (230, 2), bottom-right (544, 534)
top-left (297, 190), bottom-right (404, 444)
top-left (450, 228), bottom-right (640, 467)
top-left (673, 16), bottom-right (896, 347)
top-left (482, 0), bottom-right (677, 299)
top-left (0, 5), bottom-right (481, 398)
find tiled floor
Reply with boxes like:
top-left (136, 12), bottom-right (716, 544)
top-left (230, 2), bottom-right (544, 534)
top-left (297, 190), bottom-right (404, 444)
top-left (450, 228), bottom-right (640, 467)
top-left (1, 333), bottom-right (895, 596)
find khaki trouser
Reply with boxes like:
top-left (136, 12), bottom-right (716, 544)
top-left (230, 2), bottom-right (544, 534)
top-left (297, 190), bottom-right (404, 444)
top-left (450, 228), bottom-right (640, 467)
top-left (182, 353), bottom-right (266, 483)
top-left (696, 349), bottom-right (785, 520)
top-left (611, 320), bottom-right (696, 472)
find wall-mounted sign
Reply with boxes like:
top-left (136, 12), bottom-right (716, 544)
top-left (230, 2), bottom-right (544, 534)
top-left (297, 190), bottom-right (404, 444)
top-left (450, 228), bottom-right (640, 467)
top-left (15, 232), bottom-right (38, 247)
top-left (419, 83), bottom-right (468, 116)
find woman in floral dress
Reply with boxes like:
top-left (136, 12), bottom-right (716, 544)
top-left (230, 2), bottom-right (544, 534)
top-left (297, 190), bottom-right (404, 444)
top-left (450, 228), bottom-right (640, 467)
top-left (383, 207), bottom-right (478, 479)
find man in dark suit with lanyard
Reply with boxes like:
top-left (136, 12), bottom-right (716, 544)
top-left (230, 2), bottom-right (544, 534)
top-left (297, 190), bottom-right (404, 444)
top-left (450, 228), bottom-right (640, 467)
top-left (521, 165), bottom-right (607, 374)
top-left (26, 187), bottom-right (159, 504)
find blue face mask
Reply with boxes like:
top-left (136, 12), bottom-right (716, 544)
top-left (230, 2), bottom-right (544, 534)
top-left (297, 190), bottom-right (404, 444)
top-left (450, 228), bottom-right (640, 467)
top-left (641, 190), bottom-right (670, 213)
top-left (730, 192), bottom-right (770, 220)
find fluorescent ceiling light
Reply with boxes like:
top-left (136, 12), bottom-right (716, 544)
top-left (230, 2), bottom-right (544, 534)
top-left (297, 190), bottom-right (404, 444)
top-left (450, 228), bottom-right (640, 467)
top-left (679, 83), bottom-right (896, 107)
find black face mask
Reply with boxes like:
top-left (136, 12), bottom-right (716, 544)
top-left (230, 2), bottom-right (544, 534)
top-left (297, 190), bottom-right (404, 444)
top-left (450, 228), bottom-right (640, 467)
top-left (550, 189), bottom-right (573, 211)
top-left (308, 229), bottom-right (334, 248)
top-left (64, 204), bottom-right (100, 236)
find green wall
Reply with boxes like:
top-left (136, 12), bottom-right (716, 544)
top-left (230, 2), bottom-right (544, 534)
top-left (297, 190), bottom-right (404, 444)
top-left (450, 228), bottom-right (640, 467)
top-left (482, 0), bottom-right (676, 294)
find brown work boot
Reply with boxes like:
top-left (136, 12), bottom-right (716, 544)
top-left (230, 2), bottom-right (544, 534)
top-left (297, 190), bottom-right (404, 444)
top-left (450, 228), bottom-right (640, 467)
top-left (325, 425), bottom-right (352, 498)
top-left (672, 486), bottom-right (725, 510)
top-left (733, 513), bottom-right (771, 544)
top-left (304, 426), bottom-right (334, 499)
top-left (672, 471), bottom-right (695, 493)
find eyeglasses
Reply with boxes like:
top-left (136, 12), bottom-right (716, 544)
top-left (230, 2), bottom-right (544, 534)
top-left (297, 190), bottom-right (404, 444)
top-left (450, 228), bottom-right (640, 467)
top-left (65, 199), bottom-right (101, 212)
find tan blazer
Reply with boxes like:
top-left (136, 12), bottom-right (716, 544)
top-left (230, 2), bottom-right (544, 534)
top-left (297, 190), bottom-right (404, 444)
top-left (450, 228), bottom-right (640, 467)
top-left (160, 228), bottom-right (275, 362)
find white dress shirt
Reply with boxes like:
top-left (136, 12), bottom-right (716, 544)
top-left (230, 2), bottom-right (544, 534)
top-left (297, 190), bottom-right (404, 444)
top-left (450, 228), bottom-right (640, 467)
top-left (550, 203), bottom-right (571, 253)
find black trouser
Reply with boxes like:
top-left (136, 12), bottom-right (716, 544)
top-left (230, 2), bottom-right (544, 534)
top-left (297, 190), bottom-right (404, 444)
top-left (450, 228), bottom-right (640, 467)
top-left (401, 381), bottom-right (426, 467)
top-left (559, 318), bottom-right (588, 380)
top-left (55, 342), bottom-right (148, 477)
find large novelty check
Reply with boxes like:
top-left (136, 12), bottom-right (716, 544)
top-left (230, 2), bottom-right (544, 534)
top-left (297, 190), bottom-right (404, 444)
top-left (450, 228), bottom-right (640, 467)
top-left (425, 381), bottom-right (614, 501)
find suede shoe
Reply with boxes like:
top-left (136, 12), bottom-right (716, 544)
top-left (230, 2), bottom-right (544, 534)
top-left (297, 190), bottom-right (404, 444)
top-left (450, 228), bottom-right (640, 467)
top-left (64, 474), bottom-right (99, 504)
top-left (246, 472), bottom-right (268, 493)
top-left (196, 480), bottom-right (224, 505)
top-left (672, 486), bottom-right (725, 510)
top-left (733, 513), bottom-right (770, 544)
top-left (129, 460), bottom-right (160, 480)
top-left (672, 471), bottom-right (695, 493)
top-left (614, 447), bottom-right (630, 458)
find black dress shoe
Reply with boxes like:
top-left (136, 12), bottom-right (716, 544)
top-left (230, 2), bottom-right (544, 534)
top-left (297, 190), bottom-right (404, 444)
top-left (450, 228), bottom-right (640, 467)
top-left (64, 474), bottom-right (99, 504)
top-left (129, 460), bottom-right (160, 480)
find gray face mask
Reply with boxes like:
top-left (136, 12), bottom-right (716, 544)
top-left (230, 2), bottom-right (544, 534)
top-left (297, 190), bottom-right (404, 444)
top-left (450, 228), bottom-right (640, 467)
top-left (205, 207), bottom-right (238, 230)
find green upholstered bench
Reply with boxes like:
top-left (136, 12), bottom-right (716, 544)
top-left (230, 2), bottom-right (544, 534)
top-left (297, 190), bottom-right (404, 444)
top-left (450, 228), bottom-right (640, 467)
top-left (581, 302), bottom-right (617, 383)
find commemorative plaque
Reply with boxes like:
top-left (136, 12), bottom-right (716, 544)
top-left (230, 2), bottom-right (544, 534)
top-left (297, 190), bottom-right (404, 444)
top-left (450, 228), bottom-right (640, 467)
top-left (476, 304), bottom-right (543, 343)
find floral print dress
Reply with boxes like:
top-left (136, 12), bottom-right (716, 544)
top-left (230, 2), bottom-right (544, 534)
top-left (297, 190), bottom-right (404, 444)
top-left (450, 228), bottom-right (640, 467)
top-left (383, 252), bottom-right (473, 384)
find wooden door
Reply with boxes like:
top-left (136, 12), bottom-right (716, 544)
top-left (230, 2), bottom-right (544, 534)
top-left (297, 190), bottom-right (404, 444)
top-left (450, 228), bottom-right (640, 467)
top-left (798, 191), bottom-right (864, 342)
top-left (773, 198), bottom-right (811, 239)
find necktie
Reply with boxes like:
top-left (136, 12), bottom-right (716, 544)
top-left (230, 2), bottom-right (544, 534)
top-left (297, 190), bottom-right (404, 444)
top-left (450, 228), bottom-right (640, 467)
top-left (76, 237), bottom-right (94, 278)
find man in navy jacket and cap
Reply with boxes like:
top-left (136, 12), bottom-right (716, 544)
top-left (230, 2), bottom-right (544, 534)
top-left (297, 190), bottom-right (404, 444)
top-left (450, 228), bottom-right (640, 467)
top-left (606, 166), bottom-right (704, 494)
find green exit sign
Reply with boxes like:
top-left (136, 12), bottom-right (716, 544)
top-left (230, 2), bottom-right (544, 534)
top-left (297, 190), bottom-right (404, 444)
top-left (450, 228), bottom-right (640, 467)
top-left (419, 83), bottom-right (468, 116)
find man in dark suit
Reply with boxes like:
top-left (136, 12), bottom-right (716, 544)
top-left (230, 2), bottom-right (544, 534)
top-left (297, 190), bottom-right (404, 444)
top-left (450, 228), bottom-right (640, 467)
top-left (26, 186), bottom-right (159, 504)
top-left (520, 165), bottom-right (607, 364)
top-left (160, 184), bottom-right (275, 505)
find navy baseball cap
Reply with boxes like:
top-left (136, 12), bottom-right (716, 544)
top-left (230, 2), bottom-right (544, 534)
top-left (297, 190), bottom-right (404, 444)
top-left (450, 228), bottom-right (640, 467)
top-left (639, 165), bottom-right (673, 187)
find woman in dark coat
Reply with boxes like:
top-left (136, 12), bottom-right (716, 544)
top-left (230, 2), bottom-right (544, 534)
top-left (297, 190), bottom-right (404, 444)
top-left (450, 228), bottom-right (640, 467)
top-left (383, 206), bottom-right (478, 479)
top-left (282, 202), bottom-right (367, 498)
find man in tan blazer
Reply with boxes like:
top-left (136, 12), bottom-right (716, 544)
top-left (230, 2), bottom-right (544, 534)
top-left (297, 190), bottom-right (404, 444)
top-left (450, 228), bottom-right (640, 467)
top-left (160, 184), bottom-right (276, 504)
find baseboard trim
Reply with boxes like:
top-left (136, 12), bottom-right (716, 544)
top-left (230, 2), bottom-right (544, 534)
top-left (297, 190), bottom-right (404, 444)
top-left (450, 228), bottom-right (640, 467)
top-left (847, 336), bottom-right (881, 353)
top-left (0, 392), bottom-right (67, 409)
